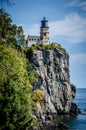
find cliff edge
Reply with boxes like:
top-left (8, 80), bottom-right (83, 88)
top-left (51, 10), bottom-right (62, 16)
top-left (26, 44), bottom-right (79, 121)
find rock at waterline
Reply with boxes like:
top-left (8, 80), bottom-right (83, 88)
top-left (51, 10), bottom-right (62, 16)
top-left (32, 120), bottom-right (69, 130)
top-left (58, 122), bottom-right (69, 129)
top-left (70, 103), bottom-right (81, 115)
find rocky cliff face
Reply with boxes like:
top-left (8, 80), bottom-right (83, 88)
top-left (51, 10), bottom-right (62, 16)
top-left (27, 45), bottom-right (77, 118)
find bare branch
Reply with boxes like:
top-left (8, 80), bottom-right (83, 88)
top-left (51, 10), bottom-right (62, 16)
top-left (0, 0), bottom-right (14, 8)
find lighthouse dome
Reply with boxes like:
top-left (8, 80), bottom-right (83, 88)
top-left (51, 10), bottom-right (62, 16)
top-left (41, 17), bottom-right (49, 28)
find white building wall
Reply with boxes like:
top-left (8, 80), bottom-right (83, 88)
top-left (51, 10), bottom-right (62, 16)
top-left (27, 35), bottom-right (40, 47)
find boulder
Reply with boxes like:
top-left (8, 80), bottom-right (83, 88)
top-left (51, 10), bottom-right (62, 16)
top-left (70, 103), bottom-right (81, 115)
top-left (58, 122), bottom-right (69, 129)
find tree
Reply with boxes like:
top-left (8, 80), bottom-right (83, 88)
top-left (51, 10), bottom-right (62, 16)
top-left (16, 26), bottom-right (26, 47)
top-left (0, 0), bottom-right (14, 8)
top-left (0, 45), bottom-right (35, 130)
top-left (0, 9), bottom-right (26, 47)
top-left (0, 8), bottom-right (12, 41)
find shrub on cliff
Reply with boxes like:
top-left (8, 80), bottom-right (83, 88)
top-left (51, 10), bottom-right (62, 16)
top-left (26, 43), bottom-right (66, 54)
top-left (0, 45), bottom-right (36, 130)
top-left (32, 89), bottom-right (44, 103)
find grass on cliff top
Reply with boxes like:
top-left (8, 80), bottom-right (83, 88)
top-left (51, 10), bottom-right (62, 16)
top-left (26, 43), bottom-right (66, 54)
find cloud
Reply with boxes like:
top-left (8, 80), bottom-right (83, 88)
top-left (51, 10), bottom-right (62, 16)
top-left (22, 13), bottom-right (86, 43)
top-left (77, 1), bottom-right (86, 11)
top-left (66, 0), bottom-right (86, 11)
top-left (49, 13), bottom-right (86, 43)
top-left (66, 0), bottom-right (79, 7)
top-left (27, 24), bottom-right (40, 36)
top-left (19, 24), bottom-right (40, 37)
top-left (70, 54), bottom-right (86, 65)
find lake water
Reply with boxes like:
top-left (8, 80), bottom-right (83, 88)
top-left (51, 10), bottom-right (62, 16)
top-left (64, 88), bottom-right (86, 130)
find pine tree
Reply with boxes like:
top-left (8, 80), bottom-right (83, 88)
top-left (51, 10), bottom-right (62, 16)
top-left (0, 45), bottom-right (35, 130)
top-left (0, 9), bottom-right (25, 47)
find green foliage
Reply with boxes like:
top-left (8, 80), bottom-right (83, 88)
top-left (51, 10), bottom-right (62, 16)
top-left (0, 45), bottom-right (36, 130)
top-left (26, 63), bottom-right (38, 85)
top-left (0, 8), bottom-right (12, 41)
top-left (56, 44), bottom-right (66, 53)
top-left (26, 44), bottom-right (39, 53)
top-left (16, 26), bottom-right (26, 47)
top-left (26, 43), bottom-right (66, 54)
top-left (32, 89), bottom-right (44, 103)
top-left (42, 43), bottom-right (66, 53)
top-left (44, 43), bottom-right (56, 50)
top-left (0, 9), bottom-right (25, 48)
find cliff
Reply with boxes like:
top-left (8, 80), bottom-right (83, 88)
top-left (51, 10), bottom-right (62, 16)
top-left (26, 44), bottom-right (78, 121)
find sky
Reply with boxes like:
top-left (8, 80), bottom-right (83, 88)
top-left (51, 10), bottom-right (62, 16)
top-left (1, 0), bottom-right (86, 88)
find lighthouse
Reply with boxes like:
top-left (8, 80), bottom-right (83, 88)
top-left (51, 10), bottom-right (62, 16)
top-left (27, 17), bottom-right (50, 47)
top-left (40, 17), bottom-right (50, 44)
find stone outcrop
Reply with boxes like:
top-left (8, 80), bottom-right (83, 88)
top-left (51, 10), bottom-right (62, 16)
top-left (31, 120), bottom-right (69, 130)
top-left (58, 122), bottom-right (69, 129)
top-left (27, 46), bottom-right (79, 119)
top-left (70, 102), bottom-right (81, 115)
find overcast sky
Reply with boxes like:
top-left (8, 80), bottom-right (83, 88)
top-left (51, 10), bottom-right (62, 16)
top-left (3, 0), bottom-right (86, 88)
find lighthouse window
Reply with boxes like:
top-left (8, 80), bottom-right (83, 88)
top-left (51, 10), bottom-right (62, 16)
top-left (44, 33), bottom-right (46, 36)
